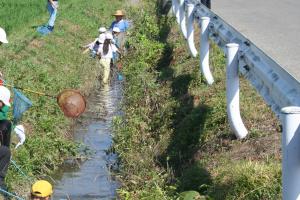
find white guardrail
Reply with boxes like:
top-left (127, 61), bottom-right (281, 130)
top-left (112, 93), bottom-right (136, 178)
top-left (171, 0), bottom-right (300, 199)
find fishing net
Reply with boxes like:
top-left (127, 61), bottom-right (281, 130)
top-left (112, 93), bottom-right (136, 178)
top-left (57, 89), bottom-right (86, 118)
top-left (13, 88), bottom-right (33, 123)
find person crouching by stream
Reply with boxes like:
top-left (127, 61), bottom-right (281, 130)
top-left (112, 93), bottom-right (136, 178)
top-left (97, 33), bottom-right (121, 84)
top-left (0, 86), bottom-right (12, 148)
top-left (82, 32), bottom-right (106, 58)
top-left (0, 86), bottom-right (12, 196)
top-left (0, 29), bottom-right (12, 197)
top-left (30, 180), bottom-right (53, 200)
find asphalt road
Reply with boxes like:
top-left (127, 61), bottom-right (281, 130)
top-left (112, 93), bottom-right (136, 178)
top-left (212, 0), bottom-right (300, 81)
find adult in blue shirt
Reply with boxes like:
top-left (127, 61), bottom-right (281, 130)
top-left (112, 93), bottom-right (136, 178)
top-left (110, 10), bottom-right (129, 52)
top-left (110, 10), bottom-right (129, 32)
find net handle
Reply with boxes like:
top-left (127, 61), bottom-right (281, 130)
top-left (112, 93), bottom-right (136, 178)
top-left (5, 83), bottom-right (56, 98)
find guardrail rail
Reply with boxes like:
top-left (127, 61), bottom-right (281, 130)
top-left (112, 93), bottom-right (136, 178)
top-left (170, 0), bottom-right (300, 199)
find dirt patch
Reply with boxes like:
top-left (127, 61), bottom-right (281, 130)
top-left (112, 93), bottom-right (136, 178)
top-left (194, 123), bottom-right (281, 165)
top-left (227, 133), bottom-right (281, 161)
top-left (60, 19), bottom-right (82, 33)
top-left (28, 39), bottom-right (44, 49)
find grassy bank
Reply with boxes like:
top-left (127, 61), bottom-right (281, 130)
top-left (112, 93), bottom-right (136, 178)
top-left (114, 1), bottom-right (281, 199)
top-left (0, 0), bottom-right (125, 197)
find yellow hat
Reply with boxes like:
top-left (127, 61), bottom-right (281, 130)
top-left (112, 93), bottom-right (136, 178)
top-left (112, 10), bottom-right (125, 16)
top-left (31, 180), bottom-right (53, 197)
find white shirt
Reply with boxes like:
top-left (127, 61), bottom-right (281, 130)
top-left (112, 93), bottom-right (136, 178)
top-left (98, 43), bottom-right (118, 59)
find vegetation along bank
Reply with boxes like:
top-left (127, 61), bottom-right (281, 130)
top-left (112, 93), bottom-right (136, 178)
top-left (114, 0), bottom-right (281, 199)
top-left (0, 0), bottom-right (124, 197)
top-left (0, 0), bottom-right (282, 199)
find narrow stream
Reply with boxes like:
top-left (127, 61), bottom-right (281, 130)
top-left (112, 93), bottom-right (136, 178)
top-left (52, 79), bottom-right (122, 200)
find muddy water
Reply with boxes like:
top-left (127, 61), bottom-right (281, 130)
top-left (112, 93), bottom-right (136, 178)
top-left (53, 80), bottom-right (122, 200)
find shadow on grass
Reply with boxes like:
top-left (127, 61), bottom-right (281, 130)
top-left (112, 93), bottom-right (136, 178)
top-left (157, 43), bottom-right (174, 81)
top-left (155, 37), bottom-right (214, 195)
top-left (153, 0), bottom-right (229, 197)
top-left (156, 0), bottom-right (172, 16)
top-left (166, 73), bottom-right (211, 172)
top-left (160, 72), bottom-right (214, 195)
top-left (156, 0), bottom-right (173, 43)
top-left (208, 183), bottom-right (232, 200)
top-left (177, 162), bottom-right (212, 194)
top-left (155, 0), bottom-right (175, 81)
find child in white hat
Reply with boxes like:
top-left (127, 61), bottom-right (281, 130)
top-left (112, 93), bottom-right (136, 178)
top-left (97, 33), bottom-right (121, 84)
top-left (82, 27), bottom-right (107, 58)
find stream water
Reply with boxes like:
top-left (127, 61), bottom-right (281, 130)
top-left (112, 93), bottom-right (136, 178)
top-left (52, 79), bottom-right (122, 200)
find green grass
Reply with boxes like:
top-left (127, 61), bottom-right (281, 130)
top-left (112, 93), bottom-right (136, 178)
top-left (113, 0), bottom-right (281, 199)
top-left (209, 160), bottom-right (281, 200)
top-left (1, 0), bottom-right (125, 197)
top-left (0, 0), bottom-right (45, 34)
top-left (1, 0), bottom-right (281, 198)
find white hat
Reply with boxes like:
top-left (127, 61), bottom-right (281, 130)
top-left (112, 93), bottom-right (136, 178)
top-left (0, 86), bottom-right (11, 106)
top-left (112, 27), bottom-right (120, 33)
top-left (98, 34), bottom-right (106, 43)
top-left (105, 32), bottom-right (113, 40)
top-left (0, 27), bottom-right (8, 43)
top-left (98, 27), bottom-right (107, 33)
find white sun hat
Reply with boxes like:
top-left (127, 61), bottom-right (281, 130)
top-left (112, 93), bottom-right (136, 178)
top-left (0, 86), bottom-right (11, 106)
top-left (112, 27), bottom-right (120, 33)
top-left (0, 27), bottom-right (8, 43)
top-left (98, 27), bottom-right (107, 33)
top-left (98, 34), bottom-right (106, 44)
top-left (105, 32), bottom-right (113, 40)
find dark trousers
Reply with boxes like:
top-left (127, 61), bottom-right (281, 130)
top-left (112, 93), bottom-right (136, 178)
top-left (0, 146), bottom-right (10, 186)
top-left (0, 120), bottom-right (11, 147)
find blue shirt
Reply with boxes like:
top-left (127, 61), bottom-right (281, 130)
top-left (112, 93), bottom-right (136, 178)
top-left (110, 19), bottom-right (129, 32)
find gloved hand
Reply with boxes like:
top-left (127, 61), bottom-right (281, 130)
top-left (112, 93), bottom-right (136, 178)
top-left (14, 125), bottom-right (26, 149)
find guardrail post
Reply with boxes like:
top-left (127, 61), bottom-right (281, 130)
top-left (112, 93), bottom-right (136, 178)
top-left (172, 0), bottom-right (180, 24)
top-left (179, 0), bottom-right (187, 38)
top-left (281, 106), bottom-right (300, 200)
top-left (186, 3), bottom-right (197, 57)
top-left (200, 17), bottom-right (214, 85)
top-left (226, 43), bottom-right (248, 139)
